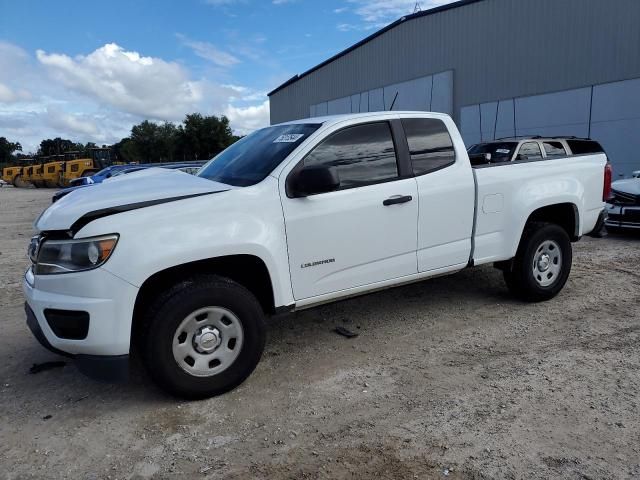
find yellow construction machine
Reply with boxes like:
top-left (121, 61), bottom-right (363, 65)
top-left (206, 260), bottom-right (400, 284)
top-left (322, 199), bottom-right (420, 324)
top-left (41, 155), bottom-right (66, 188)
top-left (60, 148), bottom-right (113, 186)
top-left (30, 163), bottom-right (46, 188)
top-left (1, 165), bottom-right (26, 187)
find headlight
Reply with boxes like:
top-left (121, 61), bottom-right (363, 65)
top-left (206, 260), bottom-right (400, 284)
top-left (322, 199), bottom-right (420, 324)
top-left (33, 234), bottom-right (119, 275)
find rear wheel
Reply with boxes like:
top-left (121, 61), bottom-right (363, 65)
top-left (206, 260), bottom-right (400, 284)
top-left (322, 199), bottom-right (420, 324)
top-left (504, 222), bottom-right (572, 302)
top-left (141, 275), bottom-right (266, 399)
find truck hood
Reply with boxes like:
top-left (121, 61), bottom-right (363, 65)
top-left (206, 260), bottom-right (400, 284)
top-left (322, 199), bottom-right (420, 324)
top-left (612, 178), bottom-right (640, 196)
top-left (36, 168), bottom-right (232, 232)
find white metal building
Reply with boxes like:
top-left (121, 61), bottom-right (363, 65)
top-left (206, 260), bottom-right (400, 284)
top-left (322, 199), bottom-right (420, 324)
top-left (268, 0), bottom-right (640, 177)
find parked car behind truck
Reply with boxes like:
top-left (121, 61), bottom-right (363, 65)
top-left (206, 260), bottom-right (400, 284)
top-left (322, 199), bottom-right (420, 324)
top-left (24, 112), bottom-right (609, 399)
top-left (605, 176), bottom-right (640, 231)
top-left (468, 136), bottom-right (605, 165)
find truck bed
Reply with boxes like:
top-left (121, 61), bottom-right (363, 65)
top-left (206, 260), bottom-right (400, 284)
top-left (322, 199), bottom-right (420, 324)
top-left (471, 153), bottom-right (608, 265)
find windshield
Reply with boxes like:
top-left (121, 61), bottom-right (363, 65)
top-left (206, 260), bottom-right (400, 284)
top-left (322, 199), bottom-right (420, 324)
top-left (198, 123), bottom-right (322, 187)
top-left (468, 142), bottom-right (518, 162)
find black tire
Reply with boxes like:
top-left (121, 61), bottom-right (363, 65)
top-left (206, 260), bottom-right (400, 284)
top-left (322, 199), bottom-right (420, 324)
top-left (13, 174), bottom-right (28, 188)
top-left (141, 275), bottom-right (266, 399)
top-left (503, 222), bottom-right (572, 302)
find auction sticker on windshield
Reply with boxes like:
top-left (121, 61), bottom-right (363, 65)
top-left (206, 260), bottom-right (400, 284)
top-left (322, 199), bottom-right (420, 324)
top-left (496, 149), bottom-right (511, 154)
top-left (273, 134), bottom-right (305, 143)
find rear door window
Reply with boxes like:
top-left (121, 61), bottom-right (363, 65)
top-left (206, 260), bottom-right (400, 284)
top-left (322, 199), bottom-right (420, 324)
top-left (401, 118), bottom-right (455, 175)
top-left (543, 142), bottom-right (567, 157)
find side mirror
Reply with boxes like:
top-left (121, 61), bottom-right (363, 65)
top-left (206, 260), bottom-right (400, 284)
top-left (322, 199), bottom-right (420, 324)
top-left (291, 165), bottom-right (340, 197)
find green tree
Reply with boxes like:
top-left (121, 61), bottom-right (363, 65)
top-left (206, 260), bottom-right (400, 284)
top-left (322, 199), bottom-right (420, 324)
top-left (157, 122), bottom-right (179, 162)
top-left (112, 137), bottom-right (137, 163)
top-left (0, 137), bottom-right (22, 163)
top-left (38, 137), bottom-right (75, 156)
top-left (129, 120), bottom-right (163, 163)
top-left (177, 114), bottom-right (235, 161)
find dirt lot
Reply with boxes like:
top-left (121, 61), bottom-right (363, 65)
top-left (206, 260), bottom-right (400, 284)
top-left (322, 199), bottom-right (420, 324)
top-left (0, 187), bottom-right (639, 479)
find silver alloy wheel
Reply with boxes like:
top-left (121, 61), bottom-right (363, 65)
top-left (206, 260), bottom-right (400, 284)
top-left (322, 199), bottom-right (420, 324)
top-left (532, 240), bottom-right (562, 287)
top-left (172, 306), bottom-right (244, 377)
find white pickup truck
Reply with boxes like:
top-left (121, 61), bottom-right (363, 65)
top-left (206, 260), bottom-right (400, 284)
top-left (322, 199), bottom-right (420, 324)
top-left (24, 112), bottom-right (610, 398)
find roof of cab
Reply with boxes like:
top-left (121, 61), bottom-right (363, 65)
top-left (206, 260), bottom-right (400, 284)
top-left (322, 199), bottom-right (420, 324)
top-left (274, 111), bottom-right (451, 128)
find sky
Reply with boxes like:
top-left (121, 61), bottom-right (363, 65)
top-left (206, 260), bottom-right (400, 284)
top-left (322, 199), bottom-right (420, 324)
top-left (0, 0), bottom-right (454, 153)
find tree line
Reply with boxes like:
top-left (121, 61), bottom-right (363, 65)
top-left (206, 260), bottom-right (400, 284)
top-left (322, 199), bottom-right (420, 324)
top-left (1, 113), bottom-right (240, 168)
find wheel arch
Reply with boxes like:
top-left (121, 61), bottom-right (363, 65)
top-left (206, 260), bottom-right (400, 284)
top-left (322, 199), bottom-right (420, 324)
top-left (499, 202), bottom-right (580, 268)
top-left (132, 254), bottom-right (276, 326)
top-left (131, 254), bottom-right (276, 354)
top-left (524, 203), bottom-right (580, 242)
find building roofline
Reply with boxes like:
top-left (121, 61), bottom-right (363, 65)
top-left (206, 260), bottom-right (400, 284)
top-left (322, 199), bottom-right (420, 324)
top-left (267, 0), bottom-right (484, 97)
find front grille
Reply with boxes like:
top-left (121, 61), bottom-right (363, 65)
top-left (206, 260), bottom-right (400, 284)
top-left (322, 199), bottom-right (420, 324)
top-left (611, 189), bottom-right (640, 205)
top-left (624, 209), bottom-right (640, 223)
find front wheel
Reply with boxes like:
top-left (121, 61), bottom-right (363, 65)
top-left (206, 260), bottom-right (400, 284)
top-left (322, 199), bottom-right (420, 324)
top-left (504, 222), bottom-right (572, 302)
top-left (141, 275), bottom-right (266, 399)
top-left (13, 174), bottom-right (29, 188)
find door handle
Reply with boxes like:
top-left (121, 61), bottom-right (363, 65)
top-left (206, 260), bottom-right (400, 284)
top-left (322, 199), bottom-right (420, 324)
top-left (383, 195), bottom-right (413, 206)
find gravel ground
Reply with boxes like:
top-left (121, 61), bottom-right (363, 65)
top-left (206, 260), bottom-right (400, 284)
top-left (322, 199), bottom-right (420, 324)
top-left (1, 187), bottom-right (639, 480)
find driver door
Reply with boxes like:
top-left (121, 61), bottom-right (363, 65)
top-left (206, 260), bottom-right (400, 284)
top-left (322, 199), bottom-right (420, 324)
top-left (280, 120), bottom-right (419, 300)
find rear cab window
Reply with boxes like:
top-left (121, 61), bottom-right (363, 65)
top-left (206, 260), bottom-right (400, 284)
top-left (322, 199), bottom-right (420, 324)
top-left (401, 118), bottom-right (456, 175)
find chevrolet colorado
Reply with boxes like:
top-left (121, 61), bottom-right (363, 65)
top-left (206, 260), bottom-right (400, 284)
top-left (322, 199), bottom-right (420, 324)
top-left (23, 112), bottom-right (610, 398)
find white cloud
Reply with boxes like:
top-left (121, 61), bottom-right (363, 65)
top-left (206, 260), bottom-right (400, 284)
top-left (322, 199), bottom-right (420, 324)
top-left (344, 0), bottom-right (455, 27)
top-left (45, 107), bottom-right (100, 137)
top-left (176, 34), bottom-right (240, 67)
top-left (36, 43), bottom-right (207, 120)
top-left (0, 41), bottom-right (271, 152)
top-left (224, 100), bottom-right (270, 135)
top-left (0, 82), bottom-right (31, 103)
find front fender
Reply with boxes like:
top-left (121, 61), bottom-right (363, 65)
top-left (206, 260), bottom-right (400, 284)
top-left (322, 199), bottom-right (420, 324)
top-left (76, 177), bottom-right (294, 308)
